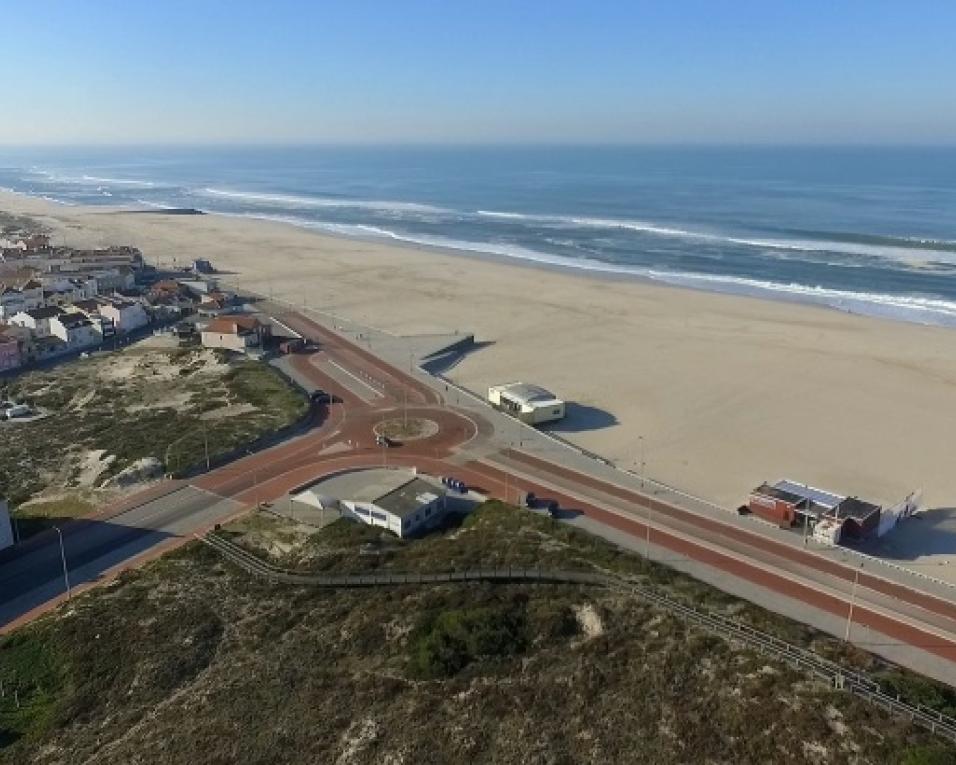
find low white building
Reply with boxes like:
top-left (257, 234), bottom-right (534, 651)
top-left (487, 382), bottom-right (566, 425)
top-left (293, 468), bottom-right (447, 538)
top-left (99, 299), bottom-right (149, 333)
top-left (201, 315), bottom-right (269, 354)
top-left (50, 312), bottom-right (99, 348)
top-left (9, 306), bottom-right (65, 338)
top-left (0, 499), bottom-right (13, 551)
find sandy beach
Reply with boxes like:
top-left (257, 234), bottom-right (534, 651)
top-left (5, 189), bottom-right (956, 511)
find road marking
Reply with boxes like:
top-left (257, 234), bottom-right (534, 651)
top-left (326, 359), bottom-right (385, 397)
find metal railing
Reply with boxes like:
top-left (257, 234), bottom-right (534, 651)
top-left (202, 530), bottom-right (956, 744)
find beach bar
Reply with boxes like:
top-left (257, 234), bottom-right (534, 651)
top-left (748, 479), bottom-right (881, 539)
top-left (487, 382), bottom-right (565, 425)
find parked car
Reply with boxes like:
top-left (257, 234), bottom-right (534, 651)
top-left (310, 389), bottom-right (332, 404)
top-left (375, 434), bottom-right (394, 447)
top-left (4, 404), bottom-right (32, 420)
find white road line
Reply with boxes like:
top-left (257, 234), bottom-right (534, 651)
top-left (326, 359), bottom-right (384, 397)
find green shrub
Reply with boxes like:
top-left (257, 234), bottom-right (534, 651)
top-left (409, 601), bottom-right (528, 679)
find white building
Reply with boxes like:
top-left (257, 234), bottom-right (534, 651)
top-left (99, 300), bottom-right (149, 333)
top-left (487, 382), bottom-right (566, 425)
top-left (200, 315), bottom-right (269, 354)
top-left (293, 468), bottom-right (446, 539)
top-left (9, 306), bottom-right (65, 338)
top-left (0, 499), bottom-right (13, 551)
top-left (50, 312), bottom-right (99, 348)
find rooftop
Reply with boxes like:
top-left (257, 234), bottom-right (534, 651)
top-left (57, 312), bottom-right (93, 329)
top-left (295, 468), bottom-right (444, 520)
top-left (834, 497), bottom-right (882, 521)
top-left (772, 479), bottom-right (845, 510)
top-left (374, 477), bottom-right (443, 520)
top-left (492, 381), bottom-right (562, 405)
top-left (204, 315), bottom-right (262, 334)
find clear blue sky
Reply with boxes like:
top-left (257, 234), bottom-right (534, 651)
top-left (4, 0), bottom-right (955, 145)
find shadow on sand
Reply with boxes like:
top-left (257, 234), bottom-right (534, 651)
top-left (852, 507), bottom-right (956, 565)
top-left (544, 402), bottom-right (619, 434)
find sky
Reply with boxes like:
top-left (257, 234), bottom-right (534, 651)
top-left (3, 0), bottom-right (956, 145)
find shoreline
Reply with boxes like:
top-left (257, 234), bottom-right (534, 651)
top-left (5, 188), bottom-right (956, 512)
top-left (8, 187), bottom-right (956, 331)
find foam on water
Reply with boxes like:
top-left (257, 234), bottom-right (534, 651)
top-left (201, 187), bottom-right (448, 214)
top-left (477, 210), bottom-right (953, 263)
top-left (226, 211), bottom-right (956, 326)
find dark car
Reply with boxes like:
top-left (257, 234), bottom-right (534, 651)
top-left (375, 434), bottom-right (394, 447)
top-left (310, 389), bottom-right (332, 404)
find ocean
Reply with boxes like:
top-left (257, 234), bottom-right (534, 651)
top-left (2, 145), bottom-right (955, 326)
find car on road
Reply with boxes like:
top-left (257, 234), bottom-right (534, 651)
top-left (309, 389), bottom-right (333, 404)
top-left (375, 434), bottom-right (395, 447)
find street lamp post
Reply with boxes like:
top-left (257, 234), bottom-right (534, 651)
top-left (639, 435), bottom-right (646, 491)
top-left (844, 564), bottom-right (862, 642)
top-left (52, 525), bottom-right (71, 600)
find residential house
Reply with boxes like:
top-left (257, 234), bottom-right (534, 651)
top-left (200, 315), bottom-right (270, 354)
top-left (9, 306), bottom-right (65, 338)
top-left (50, 312), bottom-right (99, 348)
top-left (0, 287), bottom-right (26, 320)
top-left (0, 328), bottom-right (22, 371)
top-left (99, 299), bottom-right (149, 333)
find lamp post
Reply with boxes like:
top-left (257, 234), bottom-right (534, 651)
top-left (844, 564), bottom-right (862, 642)
top-left (639, 435), bottom-right (646, 491)
top-left (52, 525), bottom-right (71, 600)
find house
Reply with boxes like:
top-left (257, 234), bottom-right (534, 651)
top-left (200, 315), bottom-right (270, 353)
top-left (196, 298), bottom-right (228, 317)
top-left (0, 329), bottom-right (22, 371)
top-left (190, 258), bottom-right (215, 274)
top-left (99, 299), bottom-right (149, 333)
top-left (50, 312), bottom-right (99, 348)
top-left (9, 305), bottom-right (65, 338)
top-left (292, 468), bottom-right (447, 539)
top-left (0, 286), bottom-right (26, 320)
top-left (487, 382), bottom-right (566, 425)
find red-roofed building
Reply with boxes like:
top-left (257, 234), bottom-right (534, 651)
top-left (200, 315), bottom-right (270, 354)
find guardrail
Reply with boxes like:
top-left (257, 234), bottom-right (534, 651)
top-left (202, 530), bottom-right (956, 744)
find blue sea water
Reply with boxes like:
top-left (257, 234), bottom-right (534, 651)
top-left (2, 145), bottom-right (956, 325)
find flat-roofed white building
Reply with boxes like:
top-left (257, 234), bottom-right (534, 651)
top-left (292, 468), bottom-right (446, 538)
top-left (487, 381), bottom-right (566, 425)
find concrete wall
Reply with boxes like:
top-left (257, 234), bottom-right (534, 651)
top-left (0, 500), bottom-right (13, 551)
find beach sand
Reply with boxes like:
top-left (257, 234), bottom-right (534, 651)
top-left (5, 189), bottom-right (956, 511)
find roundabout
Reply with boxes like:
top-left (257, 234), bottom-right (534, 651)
top-left (372, 416), bottom-right (440, 442)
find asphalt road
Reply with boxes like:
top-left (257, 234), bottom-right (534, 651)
top-left (0, 487), bottom-right (239, 628)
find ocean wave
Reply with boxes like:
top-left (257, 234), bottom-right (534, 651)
top-left (651, 270), bottom-right (956, 323)
top-left (25, 169), bottom-right (157, 188)
top-left (201, 187), bottom-right (449, 214)
top-left (81, 174), bottom-right (156, 187)
top-left (475, 209), bottom-right (954, 263)
top-left (232, 211), bottom-right (956, 326)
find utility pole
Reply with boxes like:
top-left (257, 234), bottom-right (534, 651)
top-left (203, 426), bottom-right (210, 471)
top-left (52, 525), bottom-right (71, 600)
top-left (844, 564), bottom-right (862, 642)
top-left (639, 435), bottom-right (646, 491)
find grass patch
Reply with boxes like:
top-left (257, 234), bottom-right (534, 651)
top-left (0, 632), bottom-right (63, 749)
top-left (0, 345), bottom-right (307, 523)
